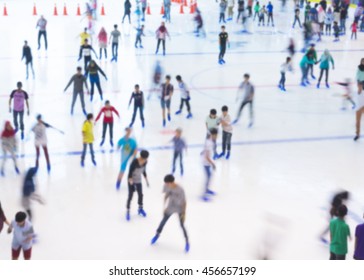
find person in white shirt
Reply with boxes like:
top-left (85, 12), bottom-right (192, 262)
top-left (233, 73), bottom-right (255, 127)
top-left (201, 128), bottom-right (218, 202)
top-left (354, 89), bottom-right (364, 141)
top-left (205, 109), bottom-right (220, 159)
top-left (278, 57), bottom-right (293, 91)
top-left (175, 75), bottom-right (192, 119)
top-left (218, 106), bottom-right (233, 159)
top-left (31, 115), bottom-right (52, 172)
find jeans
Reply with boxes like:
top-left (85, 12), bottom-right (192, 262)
top-left (236, 100), bottom-right (253, 122)
top-left (318, 68), bottom-right (329, 84)
top-left (13, 110), bottom-right (24, 132)
top-left (127, 183), bottom-right (143, 210)
top-left (102, 122), bottom-right (113, 141)
top-left (179, 98), bottom-right (191, 112)
top-left (71, 92), bottom-right (86, 113)
top-left (130, 105), bottom-right (144, 125)
top-left (84, 55), bottom-right (91, 71)
top-left (222, 131), bottom-right (232, 153)
top-left (99, 48), bottom-right (107, 59)
top-left (156, 39), bottom-right (166, 54)
top-left (172, 151), bottom-right (183, 173)
top-left (90, 75), bottom-right (103, 98)
top-left (340, 18), bottom-right (346, 33)
top-left (267, 13), bottom-right (274, 25)
top-left (38, 30), bottom-right (47, 50)
top-left (26, 60), bottom-right (34, 79)
top-left (112, 43), bottom-right (118, 58)
top-left (219, 45), bottom-right (226, 60)
top-left (301, 65), bottom-right (308, 83)
top-left (219, 12), bottom-right (226, 23)
top-left (325, 24), bottom-right (331, 35)
top-left (156, 212), bottom-right (188, 241)
top-left (135, 35), bottom-right (142, 47)
top-left (122, 12), bottom-right (131, 23)
top-left (279, 72), bottom-right (286, 88)
top-left (293, 16), bottom-right (302, 27)
top-left (204, 165), bottom-right (213, 192)
top-left (81, 143), bottom-right (95, 162)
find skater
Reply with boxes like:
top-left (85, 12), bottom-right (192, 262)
top-left (125, 150), bottom-right (150, 221)
top-left (160, 75), bottom-right (174, 127)
top-left (0, 201), bottom-right (10, 233)
top-left (266, 1), bottom-right (274, 26)
top-left (151, 174), bottom-right (190, 252)
top-left (81, 113), bottom-right (96, 167)
top-left (354, 58), bottom-right (364, 141)
top-left (97, 27), bottom-right (108, 59)
top-left (79, 27), bottom-right (91, 46)
top-left (340, 7), bottom-right (347, 34)
top-left (278, 57), bottom-right (293, 91)
top-left (317, 49), bottom-right (334, 89)
top-left (205, 109), bottom-right (220, 159)
top-left (329, 205), bottom-right (351, 260)
top-left (122, 0), bottom-right (132, 24)
top-left (324, 8), bottom-right (334, 35)
top-left (95, 100), bottom-right (120, 147)
top-left (141, 0), bottom-right (147, 21)
top-left (78, 39), bottom-right (98, 71)
top-left (110, 25), bottom-right (121, 62)
top-left (306, 44), bottom-right (317, 80)
top-left (336, 79), bottom-right (356, 110)
top-left (31, 115), bottom-right (52, 172)
top-left (232, 73), bottom-right (254, 127)
top-left (7, 212), bottom-right (34, 260)
top-left (227, 0), bottom-right (235, 21)
top-left (85, 60), bottom-right (107, 101)
top-left (258, 5), bottom-right (267, 26)
top-left (292, 6), bottom-right (302, 28)
top-left (236, 0), bottom-right (245, 23)
top-left (64, 67), bottom-right (89, 115)
top-left (36, 15), bottom-right (47, 50)
top-left (170, 128), bottom-right (187, 175)
top-left (218, 106), bottom-right (233, 159)
top-left (115, 127), bottom-right (138, 189)
top-left (333, 21), bottom-right (340, 41)
top-left (194, 8), bottom-right (205, 37)
top-left (320, 190), bottom-right (350, 244)
top-left (9, 81), bottom-right (30, 140)
top-left (155, 22), bottom-right (170, 56)
top-left (287, 38), bottom-right (295, 57)
top-left (219, 0), bottom-right (227, 23)
top-left (218, 25), bottom-right (229, 64)
top-left (128, 84), bottom-right (145, 128)
top-left (354, 213), bottom-right (364, 260)
top-left (299, 52), bottom-right (315, 86)
top-left (135, 25), bottom-right (145, 48)
top-left (164, 0), bottom-right (172, 23)
top-left (22, 41), bottom-right (34, 80)
top-left (175, 75), bottom-right (192, 119)
top-left (201, 128), bottom-right (218, 201)
top-left (253, 1), bottom-right (260, 21)
top-left (22, 167), bottom-right (45, 221)
top-left (304, 2), bottom-right (311, 23)
top-left (1, 121), bottom-right (19, 177)
top-left (351, 21), bottom-right (358, 40)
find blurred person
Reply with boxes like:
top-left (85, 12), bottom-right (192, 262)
top-left (160, 75), bottom-right (174, 127)
top-left (1, 121), bottom-right (19, 176)
top-left (206, 109), bottom-right (220, 159)
top-left (351, 21), bottom-right (358, 40)
top-left (170, 128), bottom-right (187, 176)
top-left (335, 79), bottom-right (356, 110)
top-left (175, 75), bottom-right (192, 119)
top-left (122, 0), bottom-right (132, 24)
top-left (219, 0), bottom-right (227, 23)
top-left (22, 41), bottom-right (34, 80)
top-left (232, 73), bottom-right (254, 127)
top-left (135, 24), bottom-right (145, 48)
top-left (278, 57), bottom-right (293, 92)
top-left (329, 205), bottom-right (351, 260)
top-left (97, 27), bottom-right (108, 59)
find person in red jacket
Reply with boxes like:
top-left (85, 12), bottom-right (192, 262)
top-left (95, 100), bottom-right (120, 147)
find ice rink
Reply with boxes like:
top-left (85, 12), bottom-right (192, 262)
top-left (0, 0), bottom-right (364, 259)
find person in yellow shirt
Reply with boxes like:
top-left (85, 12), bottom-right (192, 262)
top-left (81, 113), bottom-right (96, 167)
top-left (79, 27), bottom-right (91, 46)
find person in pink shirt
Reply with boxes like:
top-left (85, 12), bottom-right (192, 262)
top-left (97, 27), bottom-right (108, 59)
top-left (8, 82), bottom-right (30, 140)
top-left (95, 100), bottom-right (120, 147)
top-left (351, 21), bottom-right (358, 40)
top-left (155, 22), bottom-right (170, 56)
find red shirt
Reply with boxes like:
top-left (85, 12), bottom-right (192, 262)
top-left (95, 106), bottom-right (119, 123)
top-left (351, 23), bottom-right (357, 32)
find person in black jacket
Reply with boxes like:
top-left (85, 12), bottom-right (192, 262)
top-left (85, 60), bottom-right (107, 101)
top-left (128, 84), bottom-right (145, 128)
top-left (22, 41), bottom-right (34, 80)
top-left (122, 0), bottom-right (132, 24)
top-left (78, 39), bottom-right (98, 71)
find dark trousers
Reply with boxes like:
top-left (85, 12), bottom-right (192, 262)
top-left (90, 75), bottom-right (103, 98)
top-left (308, 63), bottom-right (314, 76)
top-left (135, 35), bottom-right (142, 47)
top-left (172, 151), bottom-right (183, 173)
top-left (156, 39), bottom-right (166, 54)
top-left (340, 18), bottom-right (346, 33)
top-left (84, 55), bottom-right (91, 71)
top-left (81, 143), bottom-right (95, 162)
top-left (131, 105), bottom-right (144, 124)
top-left (179, 98), bottom-right (191, 112)
top-left (156, 212), bottom-right (188, 242)
top-left (351, 31), bottom-right (357, 39)
top-left (112, 43), bottom-right (118, 58)
top-left (35, 145), bottom-right (50, 167)
top-left (236, 100), bottom-right (253, 122)
top-left (301, 65), bottom-right (308, 83)
top-left (222, 131), bottom-right (232, 153)
top-left (253, 11), bottom-right (259, 20)
top-left (318, 68), bottom-right (329, 84)
top-left (26, 60), bottom-right (34, 78)
top-left (38, 31), bottom-right (47, 50)
top-left (330, 252), bottom-right (346, 260)
top-left (127, 183), bottom-right (143, 210)
top-left (248, 6), bottom-right (252, 16)
top-left (122, 12), bottom-right (131, 23)
top-left (293, 16), bottom-right (302, 27)
top-left (204, 165), bottom-right (212, 192)
top-left (71, 92), bottom-right (85, 113)
top-left (13, 110), bottom-right (24, 132)
top-left (279, 72), bottom-right (286, 88)
top-left (219, 45), bottom-right (226, 60)
top-left (267, 13), bottom-right (274, 25)
top-left (325, 24), bottom-right (331, 35)
top-left (99, 48), bottom-right (107, 59)
top-left (102, 122), bottom-right (113, 141)
top-left (219, 12), bottom-right (226, 23)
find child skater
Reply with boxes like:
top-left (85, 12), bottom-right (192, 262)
top-left (95, 100), bottom-right (120, 147)
top-left (126, 150), bottom-right (150, 221)
top-left (218, 106), bottom-right (233, 159)
top-left (151, 174), bottom-right (190, 253)
top-left (336, 79), bottom-right (356, 110)
top-left (278, 57), bottom-right (293, 92)
top-left (1, 121), bottom-right (19, 176)
top-left (175, 75), bottom-right (193, 119)
top-left (202, 128), bottom-right (218, 202)
top-left (351, 21), bottom-right (358, 40)
top-left (81, 113), bottom-right (96, 167)
top-left (170, 128), bottom-right (187, 176)
top-left (128, 84), bottom-right (145, 128)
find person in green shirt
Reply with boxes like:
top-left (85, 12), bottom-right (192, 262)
top-left (253, 2), bottom-right (260, 21)
top-left (329, 205), bottom-right (351, 260)
top-left (317, 49), bottom-right (335, 89)
top-left (304, 2), bottom-right (311, 23)
top-left (299, 53), bottom-right (315, 86)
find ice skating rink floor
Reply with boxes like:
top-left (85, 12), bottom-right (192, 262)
top-left (0, 0), bottom-right (364, 259)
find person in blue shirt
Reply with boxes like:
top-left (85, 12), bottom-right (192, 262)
top-left (116, 128), bottom-right (138, 190)
top-left (267, 2), bottom-right (274, 27)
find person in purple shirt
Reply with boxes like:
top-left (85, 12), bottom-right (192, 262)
top-left (354, 213), bottom-right (364, 260)
top-left (8, 82), bottom-right (30, 140)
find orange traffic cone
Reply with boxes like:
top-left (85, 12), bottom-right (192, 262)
top-left (63, 3), bottom-right (68, 15)
top-left (179, 4), bottom-right (184, 14)
top-left (3, 3), bottom-right (8, 16)
top-left (33, 3), bottom-right (37, 16)
top-left (101, 3), bottom-right (105, 15)
top-left (160, 4), bottom-right (164, 15)
top-left (190, 0), bottom-right (194, 14)
top-left (76, 4), bottom-right (81, 16)
top-left (147, 3), bottom-right (151, 15)
top-left (54, 4), bottom-right (58, 16)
